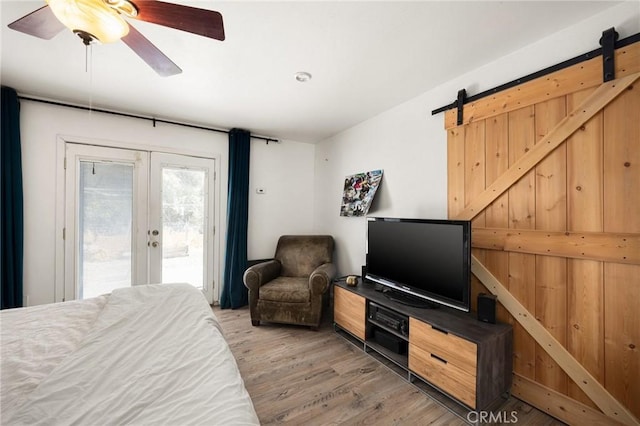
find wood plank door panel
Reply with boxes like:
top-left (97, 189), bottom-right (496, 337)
top-left (445, 58), bottom-right (640, 424)
top-left (566, 87), bottom-right (604, 409)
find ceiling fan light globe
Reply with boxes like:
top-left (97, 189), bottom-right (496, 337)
top-left (46, 0), bottom-right (129, 43)
top-left (104, 0), bottom-right (138, 18)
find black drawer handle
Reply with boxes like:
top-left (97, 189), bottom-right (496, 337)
top-left (430, 353), bottom-right (448, 364)
top-left (431, 325), bottom-right (448, 335)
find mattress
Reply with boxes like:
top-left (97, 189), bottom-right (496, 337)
top-left (0, 283), bottom-right (259, 425)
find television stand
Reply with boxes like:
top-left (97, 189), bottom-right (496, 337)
top-left (333, 280), bottom-right (513, 412)
top-left (383, 288), bottom-right (440, 309)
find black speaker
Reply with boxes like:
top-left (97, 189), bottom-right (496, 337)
top-left (372, 328), bottom-right (407, 354)
top-left (361, 265), bottom-right (367, 282)
top-left (477, 293), bottom-right (497, 324)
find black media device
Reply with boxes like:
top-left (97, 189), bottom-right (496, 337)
top-left (369, 302), bottom-right (408, 337)
top-left (477, 293), bottom-right (497, 324)
top-left (365, 217), bottom-right (472, 312)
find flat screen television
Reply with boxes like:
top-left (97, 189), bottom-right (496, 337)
top-left (365, 217), bottom-right (471, 312)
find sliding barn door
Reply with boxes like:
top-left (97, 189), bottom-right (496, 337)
top-left (445, 41), bottom-right (639, 425)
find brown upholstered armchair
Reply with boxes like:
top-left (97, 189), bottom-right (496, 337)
top-left (243, 235), bottom-right (336, 330)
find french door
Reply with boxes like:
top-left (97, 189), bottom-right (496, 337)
top-left (64, 144), bottom-right (216, 303)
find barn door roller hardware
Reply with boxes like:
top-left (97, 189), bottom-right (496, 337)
top-left (456, 89), bottom-right (466, 126)
top-left (431, 27), bottom-right (638, 120)
top-left (600, 27), bottom-right (619, 82)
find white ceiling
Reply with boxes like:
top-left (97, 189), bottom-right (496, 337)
top-left (1, 1), bottom-right (620, 143)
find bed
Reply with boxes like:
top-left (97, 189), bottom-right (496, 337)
top-left (0, 283), bottom-right (259, 425)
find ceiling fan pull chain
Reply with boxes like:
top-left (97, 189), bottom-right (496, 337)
top-left (86, 43), bottom-right (94, 115)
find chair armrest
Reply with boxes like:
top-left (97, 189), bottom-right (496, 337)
top-left (243, 260), bottom-right (281, 291)
top-left (309, 263), bottom-right (336, 296)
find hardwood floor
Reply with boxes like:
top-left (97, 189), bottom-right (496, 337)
top-left (213, 306), bottom-right (565, 425)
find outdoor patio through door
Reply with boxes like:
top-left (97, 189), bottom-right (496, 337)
top-left (64, 144), bottom-right (216, 303)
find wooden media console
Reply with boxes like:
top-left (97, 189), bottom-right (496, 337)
top-left (333, 280), bottom-right (513, 412)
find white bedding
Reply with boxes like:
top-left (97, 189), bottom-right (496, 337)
top-left (0, 284), bottom-right (259, 425)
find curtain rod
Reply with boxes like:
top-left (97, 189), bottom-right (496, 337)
top-left (17, 95), bottom-right (280, 144)
top-left (431, 31), bottom-right (640, 115)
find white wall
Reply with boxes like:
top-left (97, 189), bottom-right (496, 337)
top-left (247, 138), bottom-right (315, 260)
top-left (20, 101), bottom-right (315, 305)
top-left (313, 1), bottom-right (640, 277)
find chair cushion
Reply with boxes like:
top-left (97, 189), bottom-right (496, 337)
top-left (259, 277), bottom-right (309, 303)
top-left (274, 235), bottom-right (334, 277)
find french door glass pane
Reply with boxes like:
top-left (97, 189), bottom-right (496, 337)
top-left (79, 161), bottom-right (133, 299)
top-left (161, 167), bottom-right (206, 289)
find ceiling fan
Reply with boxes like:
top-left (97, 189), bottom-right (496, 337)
top-left (8, 0), bottom-right (225, 77)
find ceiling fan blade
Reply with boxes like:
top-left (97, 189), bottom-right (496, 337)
top-left (121, 24), bottom-right (182, 77)
top-left (8, 5), bottom-right (66, 40)
top-left (131, 1), bottom-right (225, 41)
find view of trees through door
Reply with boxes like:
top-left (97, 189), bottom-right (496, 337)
top-left (149, 153), bottom-right (215, 294)
top-left (64, 144), bottom-right (216, 303)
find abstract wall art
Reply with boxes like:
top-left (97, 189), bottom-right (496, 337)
top-left (340, 169), bottom-right (383, 217)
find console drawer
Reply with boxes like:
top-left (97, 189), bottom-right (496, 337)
top-left (409, 343), bottom-right (477, 409)
top-left (334, 286), bottom-right (366, 340)
top-left (409, 318), bottom-right (477, 375)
